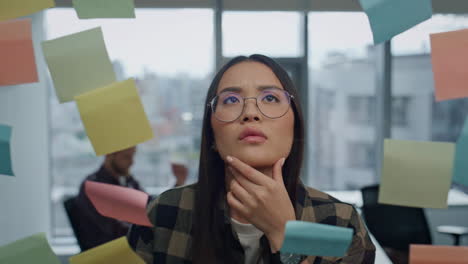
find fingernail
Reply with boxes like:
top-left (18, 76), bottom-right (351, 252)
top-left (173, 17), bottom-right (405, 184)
top-left (226, 156), bottom-right (233, 163)
top-left (281, 158), bottom-right (286, 167)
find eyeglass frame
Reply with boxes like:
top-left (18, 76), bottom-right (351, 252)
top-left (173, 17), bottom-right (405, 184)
top-left (207, 89), bottom-right (295, 122)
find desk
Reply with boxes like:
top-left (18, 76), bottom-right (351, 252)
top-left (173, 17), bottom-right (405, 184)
top-left (324, 189), bottom-right (468, 208)
top-left (324, 189), bottom-right (468, 247)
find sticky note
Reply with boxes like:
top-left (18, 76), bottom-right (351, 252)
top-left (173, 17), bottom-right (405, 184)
top-left (281, 221), bottom-right (353, 257)
top-left (73, 0), bottom-right (136, 19)
top-left (69, 237), bottom-right (145, 264)
top-left (0, 124), bottom-right (14, 176)
top-left (359, 0), bottom-right (432, 44)
top-left (379, 139), bottom-right (454, 208)
top-left (410, 244), bottom-right (468, 264)
top-left (430, 29), bottom-right (468, 101)
top-left (42, 27), bottom-right (116, 103)
top-left (453, 116), bottom-right (468, 187)
top-left (0, 19), bottom-right (38, 86)
top-left (0, 233), bottom-right (60, 264)
top-left (0, 0), bottom-right (55, 21)
top-left (85, 181), bottom-right (153, 227)
top-left (75, 78), bottom-right (153, 156)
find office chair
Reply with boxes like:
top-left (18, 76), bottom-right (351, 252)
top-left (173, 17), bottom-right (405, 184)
top-left (361, 185), bottom-right (468, 263)
top-left (63, 196), bottom-right (86, 252)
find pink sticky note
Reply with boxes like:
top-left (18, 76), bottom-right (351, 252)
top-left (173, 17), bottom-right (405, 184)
top-left (85, 181), bottom-right (153, 227)
top-left (410, 244), bottom-right (468, 264)
top-left (0, 18), bottom-right (38, 86)
top-left (431, 29), bottom-right (468, 101)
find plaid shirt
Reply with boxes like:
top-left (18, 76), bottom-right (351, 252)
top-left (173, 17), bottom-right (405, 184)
top-left (128, 182), bottom-right (376, 264)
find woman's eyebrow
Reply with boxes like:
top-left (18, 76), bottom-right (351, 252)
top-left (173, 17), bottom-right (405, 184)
top-left (257, 85), bottom-right (283, 91)
top-left (219, 86), bottom-right (242, 93)
top-left (219, 85), bottom-right (283, 94)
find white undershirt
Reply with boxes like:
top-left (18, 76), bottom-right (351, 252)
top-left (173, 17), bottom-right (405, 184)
top-left (231, 218), bottom-right (264, 264)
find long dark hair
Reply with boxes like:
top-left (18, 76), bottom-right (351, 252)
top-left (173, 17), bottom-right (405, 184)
top-left (192, 54), bottom-right (305, 263)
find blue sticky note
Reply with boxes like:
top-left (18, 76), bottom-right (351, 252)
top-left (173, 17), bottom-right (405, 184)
top-left (281, 221), bottom-right (353, 257)
top-left (359, 0), bottom-right (433, 44)
top-left (0, 124), bottom-right (14, 176)
top-left (453, 116), bottom-right (468, 187)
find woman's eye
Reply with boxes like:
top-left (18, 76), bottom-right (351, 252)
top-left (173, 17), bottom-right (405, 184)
top-left (222, 96), bottom-right (240, 104)
top-left (262, 94), bottom-right (280, 103)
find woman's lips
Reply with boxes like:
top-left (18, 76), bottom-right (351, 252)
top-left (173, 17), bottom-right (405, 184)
top-left (241, 136), bottom-right (267, 143)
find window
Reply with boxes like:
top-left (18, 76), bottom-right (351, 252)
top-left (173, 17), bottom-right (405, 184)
top-left (392, 96), bottom-right (410, 127)
top-left (46, 8), bottom-right (214, 238)
top-left (347, 95), bottom-right (410, 127)
top-left (391, 14), bottom-right (468, 193)
top-left (222, 11), bottom-right (302, 57)
top-left (347, 141), bottom-right (375, 169)
top-left (391, 14), bottom-right (468, 143)
top-left (347, 96), bottom-right (376, 125)
top-left (308, 12), bottom-right (376, 190)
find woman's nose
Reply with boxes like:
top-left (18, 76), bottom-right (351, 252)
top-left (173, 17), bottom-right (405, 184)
top-left (241, 98), bottom-right (261, 122)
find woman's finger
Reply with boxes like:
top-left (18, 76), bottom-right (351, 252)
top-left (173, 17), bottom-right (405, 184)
top-left (226, 156), bottom-right (272, 186)
top-left (228, 166), bottom-right (261, 194)
top-left (230, 178), bottom-right (256, 208)
top-left (226, 191), bottom-right (249, 217)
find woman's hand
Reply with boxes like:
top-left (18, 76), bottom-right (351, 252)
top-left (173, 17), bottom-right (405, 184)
top-left (226, 155), bottom-right (296, 252)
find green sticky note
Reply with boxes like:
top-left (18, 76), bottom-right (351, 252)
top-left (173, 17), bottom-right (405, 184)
top-left (453, 116), bottom-right (468, 187)
top-left (0, 233), bottom-right (60, 264)
top-left (379, 139), bottom-right (454, 209)
top-left (281, 221), bottom-right (353, 257)
top-left (0, 124), bottom-right (14, 176)
top-left (359, 0), bottom-right (432, 44)
top-left (42, 27), bottom-right (116, 103)
top-left (73, 0), bottom-right (135, 19)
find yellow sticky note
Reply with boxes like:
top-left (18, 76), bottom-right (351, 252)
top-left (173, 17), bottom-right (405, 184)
top-left (69, 237), bottom-right (145, 264)
top-left (379, 139), bottom-right (454, 209)
top-left (0, 0), bottom-right (55, 21)
top-left (75, 78), bottom-right (153, 156)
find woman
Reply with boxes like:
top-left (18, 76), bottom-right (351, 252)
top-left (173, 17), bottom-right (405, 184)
top-left (129, 55), bottom-right (376, 264)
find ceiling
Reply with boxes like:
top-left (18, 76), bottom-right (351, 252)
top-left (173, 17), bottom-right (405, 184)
top-left (54, 0), bottom-right (468, 13)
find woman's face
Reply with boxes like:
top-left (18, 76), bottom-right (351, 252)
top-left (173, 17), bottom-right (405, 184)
top-left (211, 61), bottom-right (295, 168)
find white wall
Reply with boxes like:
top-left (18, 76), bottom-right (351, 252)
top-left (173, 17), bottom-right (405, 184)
top-left (0, 13), bottom-right (50, 245)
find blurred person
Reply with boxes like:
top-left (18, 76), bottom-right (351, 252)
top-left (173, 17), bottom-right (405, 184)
top-left (171, 162), bottom-right (189, 187)
top-left (75, 146), bottom-right (142, 250)
top-left (75, 147), bottom-right (189, 250)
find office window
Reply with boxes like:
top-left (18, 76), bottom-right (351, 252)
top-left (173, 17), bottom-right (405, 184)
top-left (347, 141), bottom-right (375, 169)
top-left (347, 95), bottom-right (410, 127)
top-left (392, 14), bottom-right (468, 194)
top-left (392, 96), bottom-right (411, 127)
top-left (347, 96), bottom-right (376, 125)
top-left (46, 9), bottom-right (214, 238)
top-left (392, 14), bottom-right (468, 143)
top-left (308, 12), bottom-right (376, 190)
top-left (223, 11), bottom-right (302, 57)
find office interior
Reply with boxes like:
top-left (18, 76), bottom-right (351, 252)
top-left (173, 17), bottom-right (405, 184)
top-left (1, 0), bottom-right (468, 263)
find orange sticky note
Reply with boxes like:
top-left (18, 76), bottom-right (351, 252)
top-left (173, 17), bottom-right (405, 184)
top-left (410, 244), bottom-right (468, 264)
top-left (430, 29), bottom-right (468, 101)
top-left (85, 181), bottom-right (153, 227)
top-left (0, 19), bottom-right (38, 86)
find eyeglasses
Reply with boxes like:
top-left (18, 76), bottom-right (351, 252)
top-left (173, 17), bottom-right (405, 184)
top-left (208, 87), bottom-right (294, 122)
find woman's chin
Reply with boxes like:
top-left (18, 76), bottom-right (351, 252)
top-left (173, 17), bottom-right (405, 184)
top-left (233, 151), bottom-right (279, 168)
